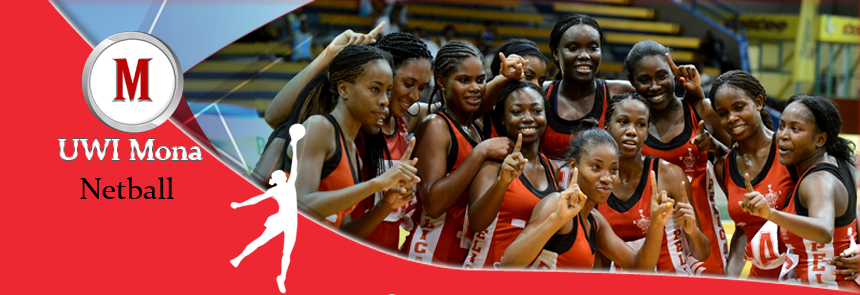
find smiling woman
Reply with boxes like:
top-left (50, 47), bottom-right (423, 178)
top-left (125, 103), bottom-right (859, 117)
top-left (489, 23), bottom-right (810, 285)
top-left (404, 40), bottom-right (516, 266)
top-left (542, 14), bottom-right (635, 189)
top-left (708, 70), bottom-right (797, 280)
top-left (625, 39), bottom-right (731, 276)
top-left (463, 81), bottom-right (560, 269)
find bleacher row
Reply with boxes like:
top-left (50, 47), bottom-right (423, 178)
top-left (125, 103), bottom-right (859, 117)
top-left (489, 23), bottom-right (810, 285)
top-left (185, 0), bottom-right (717, 114)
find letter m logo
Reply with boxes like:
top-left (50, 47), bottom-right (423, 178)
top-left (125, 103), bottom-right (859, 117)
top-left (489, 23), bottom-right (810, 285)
top-left (113, 58), bottom-right (152, 102)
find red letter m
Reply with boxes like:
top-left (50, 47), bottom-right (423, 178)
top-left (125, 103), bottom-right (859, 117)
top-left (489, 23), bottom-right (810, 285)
top-left (113, 58), bottom-right (152, 102)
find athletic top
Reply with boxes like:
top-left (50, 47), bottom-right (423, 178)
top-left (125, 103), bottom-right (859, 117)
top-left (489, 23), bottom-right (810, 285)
top-left (404, 111), bottom-right (480, 266)
top-left (780, 161), bottom-right (860, 291)
top-left (287, 114), bottom-right (361, 228)
top-left (463, 153), bottom-right (559, 269)
top-left (724, 134), bottom-right (797, 242)
top-left (530, 214), bottom-right (598, 270)
top-left (597, 156), bottom-right (690, 275)
top-left (642, 100), bottom-right (727, 275)
top-left (540, 79), bottom-right (608, 160)
top-left (352, 117), bottom-right (415, 252)
top-left (723, 133), bottom-right (796, 279)
top-left (483, 112), bottom-right (501, 139)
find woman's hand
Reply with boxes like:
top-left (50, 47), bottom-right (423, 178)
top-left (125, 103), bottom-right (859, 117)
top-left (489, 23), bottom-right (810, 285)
top-left (498, 52), bottom-right (528, 81)
top-left (554, 167), bottom-right (588, 222)
top-left (476, 137), bottom-right (514, 161)
top-left (497, 134), bottom-right (527, 184)
top-left (666, 52), bottom-right (701, 94)
top-left (381, 185), bottom-right (417, 211)
top-left (649, 171), bottom-right (674, 227)
top-left (740, 173), bottom-right (774, 220)
top-left (376, 138), bottom-right (420, 190)
top-left (326, 22), bottom-right (386, 56)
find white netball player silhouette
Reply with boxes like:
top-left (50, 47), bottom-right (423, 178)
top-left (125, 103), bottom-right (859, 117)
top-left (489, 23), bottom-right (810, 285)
top-left (230, 124), bottom-right (304, 293)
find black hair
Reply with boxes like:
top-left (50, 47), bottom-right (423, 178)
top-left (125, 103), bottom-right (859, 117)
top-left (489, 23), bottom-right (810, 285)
top-left (375, 32), bottom-right (433, 71)
top-left (489, 38), bottom-right (547, 77)
top-left (623, 40), bottom-right (671, 81)
top-left (564, 119), bottom-right (618, 165)
top-left (709, 70), bottom-right (775, 131)
top-left (605, 92), bottom-right (651, 123)
top-left (285, 45), bottom-right (394, 177)
top-left (429, 40), bottom-right (483, 109)
top-left (787, 95), bottom-right (855, 165)
top-left (549, 14), bottom-right (603, 67)
top-left (490, 80), bottom-right (545, 137)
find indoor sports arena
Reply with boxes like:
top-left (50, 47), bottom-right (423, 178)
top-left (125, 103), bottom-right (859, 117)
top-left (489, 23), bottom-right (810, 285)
top-left (185, 0), bottom-right (860, 288)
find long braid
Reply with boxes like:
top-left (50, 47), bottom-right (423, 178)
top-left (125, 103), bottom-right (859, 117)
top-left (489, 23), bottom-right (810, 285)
top-left (292, 45), bottom-right (393, 178)
top-left (363, 33), bottom-right (434, 180)
top-left (431, 40), bottom-right (483, 110)
top-left (709, 70), bottom-right (774, 131)
top-left (375, 32), bottom-right (433, 69)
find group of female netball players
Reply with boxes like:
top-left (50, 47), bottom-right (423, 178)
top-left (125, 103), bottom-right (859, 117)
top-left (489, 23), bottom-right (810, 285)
top-left (256, 13), bottom-right (860, 290)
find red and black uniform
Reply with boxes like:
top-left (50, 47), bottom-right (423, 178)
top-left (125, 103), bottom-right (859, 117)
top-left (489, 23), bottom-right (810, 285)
top-left (597, 156), bottom-right (690, 274)
top-left (352, 117), bottom-right (415, 252)
top-left (404, 111), bottom-right (480, 266)
top-left (642, 100), bottom-right (728, 275)
top-left (288, 114), bottom-right (361, 228)
top-left (723, 134), bottom-right (796, 279)
top-left (540, 79), bottom-right (608, 188)
top-left (540, 79), bottom-right (608, 160)
top-left (530, 214), bottom-right (598, 270)
top-left (780, 160), bottom-right (860, 291)
top-left (463, 154), bottom-right (559, 269)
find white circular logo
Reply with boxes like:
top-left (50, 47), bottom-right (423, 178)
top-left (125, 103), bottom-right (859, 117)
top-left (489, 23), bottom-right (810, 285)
top-left (82, 32), bottom-right (183, 133)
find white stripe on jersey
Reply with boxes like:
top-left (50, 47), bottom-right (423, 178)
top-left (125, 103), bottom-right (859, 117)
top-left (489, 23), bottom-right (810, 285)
top-left (407, 211), bottom-right (447, 264)
top-left (463, 214), bottom-right (498, 269)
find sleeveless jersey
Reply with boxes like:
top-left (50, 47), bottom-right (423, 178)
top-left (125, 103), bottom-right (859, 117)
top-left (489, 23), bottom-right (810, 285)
top-left (530, 214), bottom-right (598, 270)
top-left (352, 117), bottom-right (416, 252)
top-left (288, 114), bottom-right (361, 228)
top-left (483, 112), bottom-right (500, 139)
top-left (597, 156), bottom-right (691, 275)
top-left (723, 134), bottom-right (796, 279)
top-left (404, 111), bottom-right (479, 266)
top-left (463, 153), bottom-right (559, 269)
top-left (780, 161), bottom-right (860, 291)
top-left (642, 100), bottom-right (728, 275)
top-left (541, 79), bottom-right (608, 189)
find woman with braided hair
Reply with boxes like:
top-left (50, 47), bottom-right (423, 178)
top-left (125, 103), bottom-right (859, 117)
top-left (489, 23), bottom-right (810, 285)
top-left (403, 40), bottom-right (524, 266)
top-left (253, 23), bottom-right (389, 186)
top-left (349, 31), bottom-right (434, 252)
top-left (285, 45), bottom-right (419, 240)
top-left (256, 25), bottom-right (430, 248)
top-left (542, 14), bottom-right (635, 188)
top-left (699, 70), bottom-right (797, 280)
